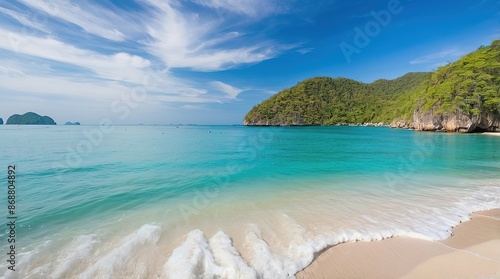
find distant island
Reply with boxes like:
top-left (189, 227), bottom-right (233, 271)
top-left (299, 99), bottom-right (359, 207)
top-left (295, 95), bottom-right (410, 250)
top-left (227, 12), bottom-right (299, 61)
top-left (0, 118), bottom-right (3, 125)
top-left (6, 112), bottom-right (56, 125)
top-left (244, 40), bottom-right (499, 133)
top-left (64, 122), bottom-right (81, 125)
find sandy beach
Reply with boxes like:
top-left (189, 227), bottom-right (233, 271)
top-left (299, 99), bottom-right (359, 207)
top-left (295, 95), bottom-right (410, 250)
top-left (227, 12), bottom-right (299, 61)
top-left (297, 208), bottom-right (500, 279)
top-left (483, 132), bottom-right (500, 137)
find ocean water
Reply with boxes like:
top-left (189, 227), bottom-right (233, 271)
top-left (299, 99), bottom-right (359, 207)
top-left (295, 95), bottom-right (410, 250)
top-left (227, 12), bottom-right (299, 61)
top-left (0, 125), bottom-right (499, 278)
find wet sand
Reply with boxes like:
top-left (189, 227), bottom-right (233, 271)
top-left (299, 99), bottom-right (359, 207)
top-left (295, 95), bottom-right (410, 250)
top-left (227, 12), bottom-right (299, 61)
top-left (297, 209), bottom-right (500, 279)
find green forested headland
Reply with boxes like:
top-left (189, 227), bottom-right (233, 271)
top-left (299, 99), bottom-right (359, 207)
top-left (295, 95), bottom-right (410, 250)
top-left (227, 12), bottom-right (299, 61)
top-left (420, 40), bottom-right (499, 115)
top-left (244, 40), bottom-right (499, 132)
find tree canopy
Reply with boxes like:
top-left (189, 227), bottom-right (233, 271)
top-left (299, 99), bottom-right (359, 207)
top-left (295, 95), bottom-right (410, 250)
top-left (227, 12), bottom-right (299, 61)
top-left (244, 73), bottom-right (430, 125)
top-left (6, 112), bottom-right (57, 125)
top-left (244, 40), bottom-right (499, 126)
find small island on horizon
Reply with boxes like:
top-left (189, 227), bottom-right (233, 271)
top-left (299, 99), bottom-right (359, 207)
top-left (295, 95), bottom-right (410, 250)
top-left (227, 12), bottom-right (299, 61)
top-left (64, 122), bottom-right (81, 125)
top-left (5, 112), bottom-right (56, 125)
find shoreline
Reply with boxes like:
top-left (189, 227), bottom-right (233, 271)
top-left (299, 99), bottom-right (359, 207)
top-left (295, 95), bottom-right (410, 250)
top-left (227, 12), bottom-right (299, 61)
top-left (483, 132), bottom-right (500, 136)
top-left (297, 208), bottom-right (500, 279)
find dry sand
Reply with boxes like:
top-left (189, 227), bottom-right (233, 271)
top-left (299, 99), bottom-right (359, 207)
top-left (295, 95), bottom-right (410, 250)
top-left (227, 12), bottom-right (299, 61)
top-left (297, 209), bottom-right (500, 279)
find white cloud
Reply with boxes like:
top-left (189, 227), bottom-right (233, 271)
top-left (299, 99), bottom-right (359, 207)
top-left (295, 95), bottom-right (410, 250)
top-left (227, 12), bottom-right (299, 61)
top-left (0, 57), bottom-right (224, 107)
top-left (113, 53), bottom-right (151, 69)
top-left (210, 81), bottom-right (244, 99)
top-left (16, 0), bottom-right (129, 41)
top-left (2, 0), bottom-right (295, 76)
top-left (0, 7), bottom-right (51, 33)
top-left (193, 0), bottom-right (284, 17)
top-left (143, 0), bottom-right (286, 71)
top-left (0, 72), bottom-right (124, 102)
top-left (0, 28), bottom-right (150, 83)
top-left (0, 0), bottom-right (300, 122)
top-left (180, 104), bottom-right (206, 110)
top-left (296, 48), bottom-right (313, 54)
top-left (0, 65), bottom-right (25, 77)
top-left (410, 48), bottom-right (468, 65)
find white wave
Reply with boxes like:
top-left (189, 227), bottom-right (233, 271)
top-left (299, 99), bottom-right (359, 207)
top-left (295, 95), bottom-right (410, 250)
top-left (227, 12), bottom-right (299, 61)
top-left (165, 229), bottom-right (256, 279)
top-left (0, 240), bottom-right (52, 279)
top-left (6, 181), bottom-right (498, 279)
top-left (209, 231), bottom-right (257, 279)
top-left (51, 234), bottom-right (99, 278)
top-left (164, 229), bottom-right (223, 278)
top-left (79, 223), bottom-right (161, 279)
top-left (245, 229), bottom-right (305, 279)
top-left (163, 183), bottom-right (500, 279)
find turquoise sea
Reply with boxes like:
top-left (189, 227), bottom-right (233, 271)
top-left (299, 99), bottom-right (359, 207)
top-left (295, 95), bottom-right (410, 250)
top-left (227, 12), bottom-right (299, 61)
top-left (1, 125), bottom-right (499, 278)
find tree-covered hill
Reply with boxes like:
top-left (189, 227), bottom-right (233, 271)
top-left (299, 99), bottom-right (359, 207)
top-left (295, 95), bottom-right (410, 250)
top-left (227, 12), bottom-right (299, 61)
top-left (408, 40), bottom-right (500, 132)
top-left (244, 72), bottom-right (430, 126)
top-left (6, 112), bottom-right (57, 125)
top-left (244, 40), bottom-right (499, 132)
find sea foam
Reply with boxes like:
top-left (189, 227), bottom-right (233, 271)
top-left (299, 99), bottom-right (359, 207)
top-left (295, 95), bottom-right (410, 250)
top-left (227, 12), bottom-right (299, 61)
top-left (79, 223), bottom-right (161, 279)
top-left (3, 183), bottom-right (498, 279)
top-left (162, 184), bottom-right (499, 279)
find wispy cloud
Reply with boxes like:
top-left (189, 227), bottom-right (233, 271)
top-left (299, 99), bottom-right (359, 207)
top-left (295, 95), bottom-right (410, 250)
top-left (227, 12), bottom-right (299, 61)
top-left (410, 47), bottom-right (468, 65)
top-left (142, 0), bottom-right (287, 71)
top-left (210, 81), bottom-right (244, 99)
top-left (0, 65), bottom-right (25, 77)
top-left (468, 0), bottom-right (489, 9)
top-left (0, 0), bottom-right (296, 95)
top-left (16, 0), bottom-right (131, 41)
top-left (192, 0), bottom-right (285, 17)
top-left (0, 0), bottom-right (304, 123)
top-left (0, 28), bottom-right (151, 83)
top-left (0, 7), bottom-right (51, 33)
top-left (0, 57), bottom-right (224, 108)
top-left (296, 47), bottom-right (313, 54)
top-left (180, 104), bottom-right (207, 110)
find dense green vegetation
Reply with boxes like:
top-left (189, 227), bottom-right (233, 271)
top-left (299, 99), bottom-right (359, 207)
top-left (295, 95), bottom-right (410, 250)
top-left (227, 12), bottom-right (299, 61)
top-left (244, 72), bottom-right (430, 125)
top-left (244, 40), bottom-right (499, 126)
top-left (420, 40), bottom-right (500, 115)
top-left (6, 112), bottom-right (56, 125)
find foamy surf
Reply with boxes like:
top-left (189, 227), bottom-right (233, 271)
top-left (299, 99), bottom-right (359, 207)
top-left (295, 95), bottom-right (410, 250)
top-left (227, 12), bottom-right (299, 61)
top-left (79, 224), bottom-right (161, 279)
top-left (165, 230), bottom-right (257, 278)
top-left (1, 182), bottom-right (498, 279)
top-left (52, 235), bottom-right (99, 278)
top-left (162, 183), bottom-right (499, 279)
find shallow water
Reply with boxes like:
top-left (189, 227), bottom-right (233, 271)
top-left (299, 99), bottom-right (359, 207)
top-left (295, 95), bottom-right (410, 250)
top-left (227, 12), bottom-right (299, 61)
top-left (0, 125), bottom-right (499, 278)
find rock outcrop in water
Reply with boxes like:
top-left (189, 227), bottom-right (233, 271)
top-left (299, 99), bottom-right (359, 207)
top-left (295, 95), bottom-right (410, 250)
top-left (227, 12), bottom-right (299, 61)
top-left (64, 122), bottom-right (81, 125)
top-left (6, 112), bottom-right (56, 125)
top-left (245, 40), bottom-right (500, 133)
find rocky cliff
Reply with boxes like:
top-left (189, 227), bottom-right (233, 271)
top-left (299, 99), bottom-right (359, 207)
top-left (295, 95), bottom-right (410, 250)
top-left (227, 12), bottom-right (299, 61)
top-left (390, 109), bottom-right (499, 132)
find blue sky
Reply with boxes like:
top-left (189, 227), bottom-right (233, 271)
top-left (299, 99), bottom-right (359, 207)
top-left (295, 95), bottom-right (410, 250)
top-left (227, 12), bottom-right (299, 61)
top-left (0, 0), bottom-right (498, 124)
